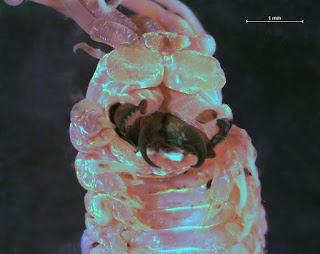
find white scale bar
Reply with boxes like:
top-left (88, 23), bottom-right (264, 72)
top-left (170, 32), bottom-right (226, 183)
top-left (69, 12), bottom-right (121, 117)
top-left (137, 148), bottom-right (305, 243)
top-left (246, 20), bottom-right (304, 23)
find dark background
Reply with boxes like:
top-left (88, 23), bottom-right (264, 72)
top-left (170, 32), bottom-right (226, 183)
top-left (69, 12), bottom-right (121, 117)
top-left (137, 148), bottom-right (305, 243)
top-left (0, 0), bottom-right (319, 253)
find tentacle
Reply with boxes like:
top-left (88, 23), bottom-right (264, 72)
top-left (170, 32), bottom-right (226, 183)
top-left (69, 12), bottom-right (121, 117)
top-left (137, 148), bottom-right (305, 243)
top-left (99, 10), bottom-right (139, 34)
top-left (83, 0), bottom-right (139, 34)
top-left (90, 19), bottom-right (139, 47)
top-left (62, 0), bottom-right (139, 48)
top-left (154, 0), bottom-right (216, 54)
top-left (159, 10), bottom-right (194, 36)
top-left (73, 42), bottom-right (106, 59)
top-left (154, 0), bottom-right (206, 35)
top-left (130, 16), bottom-right (165, 34)
top-left (97, 0), bottom-right (124, 13)
top-left (121, 0), bottom-right (165, 24)
top-left (121, 0), bottom-right (195, 36)
top-left (62, 0), bottom-right (99, 34)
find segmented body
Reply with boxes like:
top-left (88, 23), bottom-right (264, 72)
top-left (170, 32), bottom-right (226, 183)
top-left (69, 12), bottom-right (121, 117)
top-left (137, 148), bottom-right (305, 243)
top-left (6, 0), bottom-right (267, 253)
top-left (70, 37), bottom-right (266, 253)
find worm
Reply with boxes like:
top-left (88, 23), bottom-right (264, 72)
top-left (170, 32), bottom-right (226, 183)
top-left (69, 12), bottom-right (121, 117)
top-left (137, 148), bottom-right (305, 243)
top-left (6, 0), bottom-right (267, 253)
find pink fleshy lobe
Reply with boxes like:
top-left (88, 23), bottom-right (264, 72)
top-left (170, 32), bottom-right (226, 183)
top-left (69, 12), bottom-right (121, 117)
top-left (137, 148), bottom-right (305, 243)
top-left (105, 44), bottom-right (164, 87)
top-left (81, 230), bottom-right (94, 254)
top-left (85, 214), bottom-right (128, 253)
top-left (167, 89), bottom-right (232, 139)
top-left (75, 153), bottom-right (127, 194)
top-left (186, 34), bottom-right (216, 56)
top-left (86, 59), bottom-right (165, 116)
top-left (69, 99), bottom-right (115, 153)
top-left (143, 32), bottom-right (191, 52)
top-left (163, 50), bottom-right (226, 94)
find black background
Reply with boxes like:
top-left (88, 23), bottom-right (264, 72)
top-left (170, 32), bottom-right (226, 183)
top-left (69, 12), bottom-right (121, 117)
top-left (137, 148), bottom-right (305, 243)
top-left (0, 0), bottom-right (319, 253)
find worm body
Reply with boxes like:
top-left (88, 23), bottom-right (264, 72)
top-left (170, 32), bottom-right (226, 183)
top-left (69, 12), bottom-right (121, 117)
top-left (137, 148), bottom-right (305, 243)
top-left (6, 0), bottom-right (267, 253)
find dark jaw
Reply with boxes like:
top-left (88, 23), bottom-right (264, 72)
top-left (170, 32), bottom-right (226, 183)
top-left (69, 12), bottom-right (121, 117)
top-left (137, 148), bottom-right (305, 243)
top-left (110, 100), bottom-right (232, 168)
